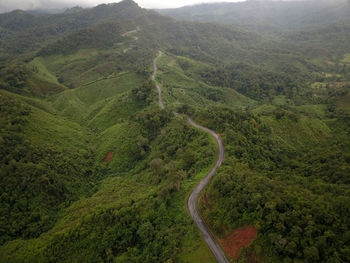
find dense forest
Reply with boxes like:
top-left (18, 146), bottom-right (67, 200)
top-left (197, 106), bottom-right (350, 262)
top-left (0, 0), bottom-right (349, 262)
top-left (158, 0), bottom-right (350, 31)
top-left (0, 92), bottom-right (98, 244)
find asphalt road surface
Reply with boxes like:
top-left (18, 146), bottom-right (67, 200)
top-left (152, 51), bottom-right (229, 263)
top-left (152, 51), bottom-right (165, 109)
top-left (187, 118), bottom-right (229, 263)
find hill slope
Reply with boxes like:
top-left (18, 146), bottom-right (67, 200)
top-left (158, 0), bottom-right (350, 30)
top-left (0, 0), bottom-right (349, 262)
top-left (0, 0), bottom-right (146, 55)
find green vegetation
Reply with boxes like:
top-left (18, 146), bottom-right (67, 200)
top-left (155, 53), bottom-right (256, 110)
top-left (0, 0), bottom-right (350, 262)
top-left (0, 94), bottom-right (219, 262)
top-left (0, 3), bottom-right (220, 259)
top-left (0, 61), bottom-right (66, 97)
top-left (342, 53), bottom-right (350, 63)
top-left (158, 0), bottom-right (350, 31)
top-left (0, 90), bottom-right (98, 244)
top-left (198, 106), bottom-right (350, 262)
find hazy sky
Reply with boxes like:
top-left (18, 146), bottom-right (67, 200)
top-left (0, 0), bottom-right (244, 13)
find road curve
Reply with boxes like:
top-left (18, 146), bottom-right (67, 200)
top-left (152, 51), bottom-right (229, 263)
top-left (122, 26), bottom-right (140, 36)
top-left (187, 118), bottom-right (228, 263)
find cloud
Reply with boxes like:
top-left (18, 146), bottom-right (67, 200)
top-left (0, 0), bottom-right (102, 13)
top-left (0, 0), bottom-right (243, 13)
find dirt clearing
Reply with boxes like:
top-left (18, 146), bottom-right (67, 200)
top-left (219, 226), bottom-right (257, 262)
top-left (104, 151), bottom-right (114, 163)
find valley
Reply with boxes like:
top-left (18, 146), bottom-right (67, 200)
top-left (153, 50), bottom-right (229, 263)
top-left (0, 0), bottom-right (350, 262)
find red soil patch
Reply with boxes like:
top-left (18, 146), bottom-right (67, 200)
top-left (104, 151), bottom-right (114, 163)
top-left (219, 226), bottom-right (258, 262)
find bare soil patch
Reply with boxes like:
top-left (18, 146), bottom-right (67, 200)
top-left (104, 151), bottom-right (114, 163)
top-left (219, 226), bottom-right (257, 262)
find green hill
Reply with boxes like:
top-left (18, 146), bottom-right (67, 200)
top-left (158, 0), bottom-right (350, 30)
top-left (0, 0), bottom-right (146, 55)
top-left (0, 0), bottom-right (349, 262)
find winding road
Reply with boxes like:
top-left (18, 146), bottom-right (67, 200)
top-left (152, 51), bottom-right (165, 109)
top-left (122, 26), bottom-right (140, 37)
top-left (152, 51), bottom-right (229, 263)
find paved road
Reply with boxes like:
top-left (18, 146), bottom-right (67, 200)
top-left (152, 51), bottom-right (165, 109)
top-left (122, 26), bottom-right (140, 36)
top-left (152, 51), bottom-right (229, 263)
top-left (122, 27), bottom-right (140, 53)
top-left (187, 118), bottom-right (228, 263)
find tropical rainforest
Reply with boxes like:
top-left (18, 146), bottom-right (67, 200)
top-left (0, 0), bottom-right (349, 262)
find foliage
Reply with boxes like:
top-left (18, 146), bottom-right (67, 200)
top-left (200, 62), bottom-right (307, 101)
top-left (158, 1), bottom-right (350, 31)
top-left (0, 0), bottom-right (145, 55)
top-left (0, 62), bottom-right (65, 97)
top-left (0, 1), bottom-right (350, 262)
top-left (199, 107), bottom-right (350, 262)
top-left (0, 93), bottom-right (99, 244)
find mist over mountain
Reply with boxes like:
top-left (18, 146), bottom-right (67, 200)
top-left (2, 0), bottom-right (241, 14)
top-left (158, 0), bottom-right (350, 30)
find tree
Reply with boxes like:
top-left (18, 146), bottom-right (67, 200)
top-left (149, 158), bottom-right (164, 176)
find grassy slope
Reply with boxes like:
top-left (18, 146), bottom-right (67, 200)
top-left (0, 43), bottom-right (219, 262)
top-left (0, 90), bottom-right (93, 151)
top-left (0, 112), bottom-right (218, 262)
top-left (29, 58), bottom-right (62, 85)
top-left (47, 72), bottom-right (145, 122)
top-left (1, 4), bottom-right (349, 261)
top-left (0, 88), bottom-right (98, 245)
top-left (197, 89), bottom-right (349, 262)
top-left (153, 49), bottom-right (349, 262)
top-left (2, 42), bottom-right (348, 262)
top-left (156, 52), bottom-right (256, 111)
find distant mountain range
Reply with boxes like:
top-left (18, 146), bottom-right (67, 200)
top-left (0, 1), bottom-right (349, 262)
top-left (157, 0), bottom-right (350, 30)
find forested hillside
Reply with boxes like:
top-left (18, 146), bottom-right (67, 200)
top-left (0, 0), bottom-right (144, 55)
top-left (158, 0), bottom-right (350, 30)
top-left (0, 0), bottom-right (349, 262)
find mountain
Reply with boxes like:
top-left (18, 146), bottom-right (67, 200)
top-left (158, 0), bottom-right (350, 30)
top-left (0, 0), bottom-right (145, 55)
top-left (26, 7), bottom-right (83, 15)
top-left (0, 1), bottom-right (349, 262)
